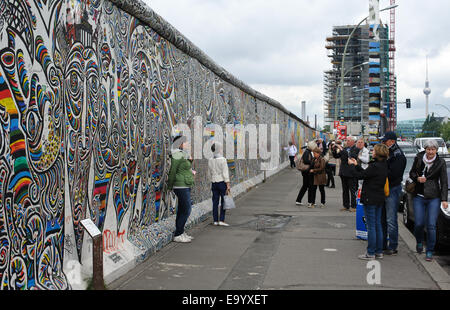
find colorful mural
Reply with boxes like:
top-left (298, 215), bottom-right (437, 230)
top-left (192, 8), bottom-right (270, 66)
top-left (0, 0), bottom-right (323, 289)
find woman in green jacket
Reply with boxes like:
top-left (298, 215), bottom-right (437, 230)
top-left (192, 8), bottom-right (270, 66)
top-left (168, 135), bottom-right (195, 243)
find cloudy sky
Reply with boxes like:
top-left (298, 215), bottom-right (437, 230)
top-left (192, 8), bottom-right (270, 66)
top-left (142, 0), bottom-right (450, 127)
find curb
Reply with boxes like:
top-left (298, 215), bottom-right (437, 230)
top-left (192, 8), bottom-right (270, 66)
top-left (398, 217), bottom-right (450, 290)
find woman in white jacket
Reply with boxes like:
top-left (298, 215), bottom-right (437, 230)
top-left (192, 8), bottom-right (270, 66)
top-left (208, 142), bottom-right (231, 226)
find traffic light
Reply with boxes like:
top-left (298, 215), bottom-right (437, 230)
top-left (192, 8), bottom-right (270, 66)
top-left (406, 99), bottom-right (411, 109)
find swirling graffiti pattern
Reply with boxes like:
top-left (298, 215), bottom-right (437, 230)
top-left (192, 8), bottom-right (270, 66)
top-left (0, 0), bottom-right (324, 289)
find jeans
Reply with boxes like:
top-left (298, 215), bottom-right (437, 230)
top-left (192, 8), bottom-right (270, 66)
top-left (212, 182), bottom-right (227, 222)
top-left (413, 196), bottom-right (441, 253)
top-left (341, 176), bottom-right (358, 209)
top-left (174, 188), bottom-right (192, 237)
top-left (382, 185), bottom-right (402, 251)
top-left (364, 205), bottom-right (384, 256)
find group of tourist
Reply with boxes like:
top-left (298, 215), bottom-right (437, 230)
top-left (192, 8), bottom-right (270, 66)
top-left (165, 132), bottom-right (448, 263)
top-left (292, 132), bottom-right (448, 262)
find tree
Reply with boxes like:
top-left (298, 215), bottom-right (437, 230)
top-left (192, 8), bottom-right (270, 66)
top-left (441, 121), bottom-right (450, 142)
top-left (416, 114), bottom-right (443, 138)
top-left (323, 125), bottom-right (331, 133)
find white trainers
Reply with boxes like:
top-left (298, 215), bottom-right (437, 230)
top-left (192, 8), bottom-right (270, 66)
top-left (183, 233), bottom-right (194, 240)
top-left (218, 221), bottom-right (230, 227)
top-left (173, 234), bottom-right (191, 243)
top-left (295, 202), bottom-right (304, 206)
top-left (213, 222), bottom-right (219, 226)
top-left (307, 203), bottom-right (315, 209)
top-left (319, 204), bottom-right (326, 209)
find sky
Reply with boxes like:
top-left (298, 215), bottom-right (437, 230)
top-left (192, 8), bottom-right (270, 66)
top-left (142, 0), bottom-right (450, 128)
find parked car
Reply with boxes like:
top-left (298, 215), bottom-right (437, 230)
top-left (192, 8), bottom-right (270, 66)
top-left (414, 137), bottom-right (449, 155)
top-left (397, 141), bottom-right (418, 157)
top-left (399, 154), bottom-right (417, 213)
top-left (402, 155), bottom-right (450, 249)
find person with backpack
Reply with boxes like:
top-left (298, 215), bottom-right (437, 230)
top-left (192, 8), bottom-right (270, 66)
top-left (295, 141), bottom-right (317, 206)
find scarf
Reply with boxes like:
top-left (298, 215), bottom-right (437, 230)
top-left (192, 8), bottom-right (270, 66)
top-left (422, 154), bottom-right (437, 172)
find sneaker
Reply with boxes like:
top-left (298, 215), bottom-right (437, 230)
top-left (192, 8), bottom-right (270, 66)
top-left (319, 204), bottom-right (326, 209)
top-left (425, 252), bottom-right (433, 262)
top-left (416, 243), bottom-right (424, 254)
top-left (349, 208), bottom-right (357, 213)
top-left (183, 233), bottom-right (194, 240)
top-left (173, 234), bottom-right (191, 243)
top-left (218, 221), bottom-right (230, 227)
top-left (358, 253), bottom-right (376, 261)
top-left (307, 203), bottom-right (315, 209)
top-left (295, 202), bottom-right (304, 206)
top-left (375, 253), bottom-right (384, 259)
top-left (384, 249), bottom-right (398, 256)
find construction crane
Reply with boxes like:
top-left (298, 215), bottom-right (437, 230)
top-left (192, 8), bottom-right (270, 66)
top-left (388, 0), bottom-right (397, 131)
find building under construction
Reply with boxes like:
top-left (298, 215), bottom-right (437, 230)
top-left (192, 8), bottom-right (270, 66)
top-left (324, 24), bottom-right (392, 131)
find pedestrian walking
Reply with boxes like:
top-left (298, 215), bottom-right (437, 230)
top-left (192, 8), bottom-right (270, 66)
top-left (409, 139), bottom-right (448, 261)
top-left (168, 135), bottom-right (195, 243)
top-left (310, 147), bottom-right (327, 208)
top-left (295, 141), bottom-right (316, 206)
top-left (333, 136), bottom-right (360, 212)
top-left (381, 132), bottom-right (406, 255)
top-left (348, 144), bottom-right (389, 260)
top-left (284, 142), bottom-right (298, 169)
top-left (208, 142), bottom-right (231, 227)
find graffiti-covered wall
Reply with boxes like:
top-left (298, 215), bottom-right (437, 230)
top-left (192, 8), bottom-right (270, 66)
top-left (0, 0), bottom-right (323, 289)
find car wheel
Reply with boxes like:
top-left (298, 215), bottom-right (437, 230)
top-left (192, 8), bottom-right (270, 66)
top-left (403, 199), bottom-right (413, 230)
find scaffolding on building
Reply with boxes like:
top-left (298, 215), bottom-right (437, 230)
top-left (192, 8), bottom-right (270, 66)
top-left (324, 24), bottom-right (391, 130)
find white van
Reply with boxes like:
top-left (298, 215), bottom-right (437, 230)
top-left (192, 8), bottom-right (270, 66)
top-left (414, 137), bottom-right (449, 155)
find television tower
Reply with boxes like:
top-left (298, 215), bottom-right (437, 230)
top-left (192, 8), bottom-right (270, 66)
top-left (423, 56), bottom-right (431, 118)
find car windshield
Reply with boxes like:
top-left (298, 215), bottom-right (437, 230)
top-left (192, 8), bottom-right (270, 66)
top-left (430, 139), bottom-right (446, 147)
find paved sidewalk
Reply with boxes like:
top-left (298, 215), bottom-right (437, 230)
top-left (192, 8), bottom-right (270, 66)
top-left (109, 168), bottom-right (441, 290)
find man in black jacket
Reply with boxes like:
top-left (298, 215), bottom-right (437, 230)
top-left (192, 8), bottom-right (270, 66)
top-left (333, 136), bottom-right (360, 212)
top-left (381, 132), bottom-right (407, 255)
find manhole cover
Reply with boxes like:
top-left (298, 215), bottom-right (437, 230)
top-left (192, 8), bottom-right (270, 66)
top-left (238, 214), bottom-right (292, 231)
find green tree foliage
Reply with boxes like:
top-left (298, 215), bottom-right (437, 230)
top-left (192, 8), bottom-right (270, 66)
top-left (416, 114), bottom-right (444, 138)
top-left (441, 121), bottom-right (450, 142)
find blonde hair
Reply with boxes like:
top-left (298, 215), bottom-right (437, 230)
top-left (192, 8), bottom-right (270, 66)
top-left (373, 144), bottom-right (389, 160)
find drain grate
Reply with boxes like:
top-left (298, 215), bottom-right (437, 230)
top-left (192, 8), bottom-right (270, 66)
top-left (238, 214), bottom-right (292, 232)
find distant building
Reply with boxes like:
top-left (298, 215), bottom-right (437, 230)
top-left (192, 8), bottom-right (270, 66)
top-left (396, 119), bottom-right (426, 139)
